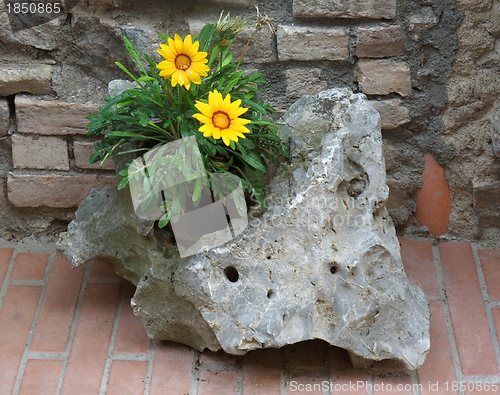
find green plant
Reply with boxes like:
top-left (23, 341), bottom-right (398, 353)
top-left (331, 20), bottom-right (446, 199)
top-left (86, 12), bottom-right (288, 227)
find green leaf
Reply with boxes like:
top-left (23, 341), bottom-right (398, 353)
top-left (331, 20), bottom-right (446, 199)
top-left (115, 62), bottom-right (137, 82)
top-left (137, 76), bottom-right (155, 82)
top-left (158, 212), bottom-right (170, 228)
top-left (117, 176), bottom-right (129, 190)
top-left (193, 177), bottom-right (203, 202)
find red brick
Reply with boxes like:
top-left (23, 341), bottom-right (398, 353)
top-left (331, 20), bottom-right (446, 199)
top-left (114, 282), bottom-right (150, 354)
top-left (478, 249), bottom-right (500, 302)
top-left (0, 286), bottom-right (42, 395)
top-left (277, 26), bottom-right (349, 61)
top-left (73, 141), bottom-right (115, 170)
top-left (90, 259), bottom-right (121, 279)
top-left (106, 360), bottom-right (148, 395)
top-left (200, 350), bottom-right (238, 366)
top-left (418, 301), bottom-right (458, 395)
top-left (287, 375), bottom-right (324, 394)
top-left (372, 375), bottom-right (412, 394)
top-left (16, 97), bottom-right (99, 135)
top-left (12, 134), bottom-right (69, 171)
top-left (0, 248), bottom-right (14, 285)
top-left (357, 26), bottom-right (406, 58)
top-left (150, 341), bottom-right (193, 395)
top-left (30, 255), bottom-right (85, 353)
top-left (328, 347), bottom-right (370, 395)
top-left (293, 0), bottom-right (397, 19)
top-left (61, 284), bottom-right (120, 394)
top-left (0, 65), bottom-right (53, 96)
top-left (399, 237), bottom-right (440, 296)
top-left (439, 242), bottom-right (499, 376)
top-left (7, 173), bottom-right (115, 208)
top-left (356, 60), bottom-right (411, 97)
top-left (19, 360), bottom-right (63, 395)
top-left (197, 369), bottom-right (238, 395)
top-left (10, 252), bottom-right (49, 281)
top-left (415, 153), bottom-right (452, 236)
top-left (242, 349), bottom-right (281, 395)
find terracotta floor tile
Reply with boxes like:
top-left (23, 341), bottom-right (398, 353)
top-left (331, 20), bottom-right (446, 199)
top-left (200, 349), bottom-right (239, 365)
top-left (106, 360), bottom-right (148, 395)
top-left (286, 375), bottom-right (325, 394)
top-left (372, 375), bottom-right (412, 394)
top-left (0, 286), bottom-right (42, 395)
top-left (399, 237), bottom-right (440, 296)
top-left (197, 369), bottom-right (238, 395)
top-left (0, 248), bottom-right (14, 285)
top-left (90, 258), bottom-right (122, 279)
top-left (30, 255), bottom-right (85, 353)
top-left (10, 253), bottom-right (49, 280)
top-left (242, 348), bottom-right (282, 395)
top-left (18, 359), bottom-right (63, 395)
top-left (328, 347), bottom-right (370, 395)
top-left (414, 153), bottom-right (451, 236)
top-left (150, 341), bottom-right (193, 395)
top-left (61, 284), bottom-right (120, 394)
top-left (478, 249), bottom-right (500, 302)
top-left (439, 242), bottom-right (499, 376)
top-left (418, 300), bottom-right (458, 395)
top-left (114, 282), bottom-right (150, 354)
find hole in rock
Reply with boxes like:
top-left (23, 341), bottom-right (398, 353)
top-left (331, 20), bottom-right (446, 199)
top-left (224, 266), bottom-right (239, 283)
top-left (267, 289), bottom-right (274, 299)
top-left (330, 264), bottom-right (338, 274)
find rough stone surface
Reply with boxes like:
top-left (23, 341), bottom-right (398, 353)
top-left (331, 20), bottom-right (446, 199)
top-left (57, 89), bottom-right (430, 370)
top-left (12, 134), bottom-right (69, 171)
top-left (286, 68), bottom-right (328, 98)
top-left (370, 99), bottom-right (410, 130)
top-left (74, 141), bottom-right (115, 170)
top-left (408, 7), bottom-right (440, 30)
top-left (0, 98), bottom-right (9, 138)
top-left (293, 0), bottom-right (397, 19)
top-left (7, 173), bottom-right (115, 208)
top-left (356, 26), bottom-right (406, 58)
top-left (277, 26), bottom-right (349, 62)
top-left (0, 64), bottom-right (53, 96)
top-left (16, 97), bottom-right (100, 135)
top-left (356, 60), bottom-right (412, 97)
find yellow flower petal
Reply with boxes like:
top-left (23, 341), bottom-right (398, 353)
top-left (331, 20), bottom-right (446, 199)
top-left (194, 102), bottom-right (212, 117)
top-left (174, 34), bottom-right (184, 54)
top-left (186, 69), bottom-right (202, 85)
top-left (212, 128), bottom-right (222, 140)
top-left (193, 89), bottom-right (252, 146)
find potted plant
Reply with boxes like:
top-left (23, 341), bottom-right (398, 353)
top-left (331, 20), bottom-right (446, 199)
top-left (85, 11), bottom-right (288, 247)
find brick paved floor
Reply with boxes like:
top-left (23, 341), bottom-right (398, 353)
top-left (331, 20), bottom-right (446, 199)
top-left (0, 237), bottom-right (499, 395)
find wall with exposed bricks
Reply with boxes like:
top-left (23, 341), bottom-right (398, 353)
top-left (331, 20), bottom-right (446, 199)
top-left (0, 0), bottom-right (498, 246)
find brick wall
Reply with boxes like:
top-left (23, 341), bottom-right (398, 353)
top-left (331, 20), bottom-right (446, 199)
top-left (0, 0), bottom-right (498, 246)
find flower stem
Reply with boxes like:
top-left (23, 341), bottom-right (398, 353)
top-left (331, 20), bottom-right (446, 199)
top-left (234, 28), bottom-right (257, 74)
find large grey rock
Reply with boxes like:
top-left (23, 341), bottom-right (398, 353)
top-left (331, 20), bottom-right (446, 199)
top-left (57, 88), bottom-right (430, 369)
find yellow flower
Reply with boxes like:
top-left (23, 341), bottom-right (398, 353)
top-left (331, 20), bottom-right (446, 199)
top-left (193, 90), bottom-right (251, 146)
top-left (156, 34), bottom-right (210, 90)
